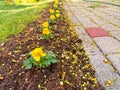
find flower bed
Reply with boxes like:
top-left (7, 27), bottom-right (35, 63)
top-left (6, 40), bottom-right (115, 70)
top-left (0, 0), bottom-right (104, 90)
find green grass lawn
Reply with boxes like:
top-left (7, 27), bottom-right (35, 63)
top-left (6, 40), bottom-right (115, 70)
top-left (0, 1), bottom-right (51, 43)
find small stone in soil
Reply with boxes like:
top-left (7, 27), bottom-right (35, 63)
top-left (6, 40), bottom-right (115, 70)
top-left (0, 74), bottom-right (4, 80)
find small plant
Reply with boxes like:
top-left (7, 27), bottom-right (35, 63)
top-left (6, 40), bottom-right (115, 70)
top-left (23, 47), bottom-right (57, 69)
top-left (41, 27), bottom-right (54, 40)
top-left (49, 9), bottom-right (61, 22)
top-left (40, 22), bottom-right (53, 40)
top-left (55, 9), bottom-right (61, 18)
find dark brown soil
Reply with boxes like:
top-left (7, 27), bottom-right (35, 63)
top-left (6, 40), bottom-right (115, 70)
top-left (0, 2), bottom-right (104, 90)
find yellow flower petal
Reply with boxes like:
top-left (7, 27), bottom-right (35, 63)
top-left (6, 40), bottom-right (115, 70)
top-left (55, 0), bottom-right (58, 5)
top-left (31, 48), bottom-right (46, 62)
top-left (56, 13), bottom-right (60, 18)
top-left (50, 9), bottom-right (54, 14)
top-left (42, 28), bottom-right (50, 35)
top-left (34, 56), bottom-right (40, 62)
top-left (42, 22), bottom-right (49, 28)
top-left (50, 15), bottom-right (55, 20)
top-left (56, 10), bottom-right (60, 13)
top-left (42, 53), bottom-right (46, 57)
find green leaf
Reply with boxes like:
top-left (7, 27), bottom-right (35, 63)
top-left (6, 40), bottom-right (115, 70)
top-left (29, 57), bottom-right (34, 63)
top-left (38, 63), bottom-right (42, 68)
top-left (23, 59), bottom-right (29, 66)
top-left (25, 64), bottom-right (32, 70)
top-left (44, 60), bottom-right (51, 66)
top-left (51, 59), bottom-right (57, 63)
top-left (23, 57), bottom-right (34, 70)
top-left (45, 51), bottom-right (57, 64)
top-left (47, 51), bottom-right (55, 57)
top-left (49, 26), bottom-right (52, 30)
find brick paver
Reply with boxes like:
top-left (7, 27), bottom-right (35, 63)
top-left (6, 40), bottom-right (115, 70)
top-left (86, 27), bottom-right (110, 38)
top-left (63, 0), bottom-right (120, 89)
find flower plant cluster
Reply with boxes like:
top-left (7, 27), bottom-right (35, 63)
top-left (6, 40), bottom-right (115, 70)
top-left (23, 0), bottom-right (61, 69)
top-left (49, 0), bottom-right (61, 22)
top-left (23, 47), bottom-right (57, 69)
top-left (41, 21), bottom-right (53, 40)
top-left (41, 0), bottom-right (61, 40)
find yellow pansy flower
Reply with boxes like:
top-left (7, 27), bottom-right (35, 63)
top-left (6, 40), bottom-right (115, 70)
top-left (42, 22), bottom-right (49, 28)
top-left (31, 48), bottom-right (46, 62)
top-left (56, 10), bottom-right (60, 13)
top-left (50, 9), bottom-right (54, 14)
top-left (55, 0), bottom-right (58, 4)
top-left (56, 13), bottom-right (60, 18)
top-left (42, 28), bottom-right (50, 35)
top-left (50, 15), bottom-right (55, 20)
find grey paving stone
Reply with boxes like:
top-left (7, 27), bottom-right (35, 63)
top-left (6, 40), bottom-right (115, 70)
top-left (93, 37), bottom-right (120, 55)
top-left (99, 8), bottom-right (120, 19)
top-left (88, 15), bottom-right (100, 20)
top-left (70, 6), bottom-right (80, 14)
top-left (77, 17), bottom-right (89, 22)
top-left (99, 9), bottom-right (120, 19)
top-left (107, 54), bottom-right (120, 74)
top-left (73, 14), bottom-right (98, 27)
top-left (63, 3), bottom-right (69, 10)
top-left (67, 11), bottom-right (80, 25)
top-left (93, 11), bottom-right (120, 27)
top-left (100, 14), bottom-right (120, 26)
top-left (110, 19), bottom-right (120, 27)
top-left (89, 55), bottom-right (120, 90)
top-left (110, 31), bottom-right (120, 41)
top-left (74, 26), bottom-right (85, 33)
top-left (83, 42), bottom-right (102, 55)
top-left (109, 8), bottom-right (120, 14)
top-left (80, 21), bottom-right (98, 28)
top-left (102, 24), bottom-right (120, 31)
top-left (63, 4), bottom-right (80, 25)
top-left (93, 10), bottom-right (105, 16)
top-left (93, 19), bottom-right (108, 26)
top-left (84, 12), bottom-right (94, 16)
top-left (70, 9), bottom-right (86, 21)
